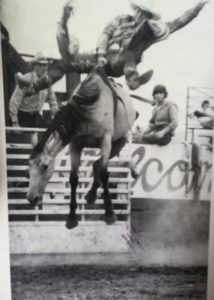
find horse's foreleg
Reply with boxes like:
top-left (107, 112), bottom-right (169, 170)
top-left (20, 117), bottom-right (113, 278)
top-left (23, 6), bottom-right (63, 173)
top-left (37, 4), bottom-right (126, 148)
top-left (66, 148), bottom-right (81, 230)
top-left (99, 133), bottom-right (117, 225)
top-left (66, 171), bottom-right (79, 229)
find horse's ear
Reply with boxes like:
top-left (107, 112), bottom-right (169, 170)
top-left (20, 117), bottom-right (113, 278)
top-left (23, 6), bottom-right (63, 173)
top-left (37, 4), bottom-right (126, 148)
top-left (41, 153), bottom-right (51, 166)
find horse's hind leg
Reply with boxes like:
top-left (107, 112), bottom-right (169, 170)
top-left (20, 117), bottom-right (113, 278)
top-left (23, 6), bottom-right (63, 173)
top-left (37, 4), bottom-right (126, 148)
top-left (109, 137), bottom-right (127, 158)
top-left (111, 136), bottom-right (138, 178)
top-left (100, 167), bottom-right (117, 225)
top-left (102, 136), bottom-right (131, 224)
top-left (102, 136), bottom-right (132, 224)
top-left (85, 136), bottom-right (127, 205)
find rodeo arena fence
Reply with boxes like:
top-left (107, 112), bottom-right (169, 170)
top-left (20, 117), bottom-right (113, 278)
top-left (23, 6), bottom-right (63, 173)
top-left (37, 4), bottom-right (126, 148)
top-left (185, 86), bottom-right (214, 143)
top-left (6, 121), bottom-right (212, 255)
top-left (6, 127), bottom-right (132, 254)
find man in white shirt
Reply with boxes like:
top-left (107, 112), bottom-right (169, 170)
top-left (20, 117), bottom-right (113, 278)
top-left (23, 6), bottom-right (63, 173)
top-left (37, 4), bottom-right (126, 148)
top-left (9, 52), bottom-right (59, 145)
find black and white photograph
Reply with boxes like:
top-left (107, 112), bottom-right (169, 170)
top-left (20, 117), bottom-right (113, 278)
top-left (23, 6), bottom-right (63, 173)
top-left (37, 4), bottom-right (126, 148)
top-left (1, 0), bottom-right (214, 299)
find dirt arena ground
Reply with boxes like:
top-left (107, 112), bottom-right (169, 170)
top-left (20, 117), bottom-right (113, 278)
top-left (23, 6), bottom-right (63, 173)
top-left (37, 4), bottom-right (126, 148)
top-left (11, 265), bottom-right (207, 300)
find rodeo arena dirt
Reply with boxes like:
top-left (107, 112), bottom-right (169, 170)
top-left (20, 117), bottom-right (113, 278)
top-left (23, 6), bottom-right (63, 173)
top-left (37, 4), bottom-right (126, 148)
top-left (1, 1), bottom-right (214, 300)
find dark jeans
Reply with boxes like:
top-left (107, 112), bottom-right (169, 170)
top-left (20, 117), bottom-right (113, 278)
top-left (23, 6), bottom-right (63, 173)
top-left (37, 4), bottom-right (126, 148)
top-left (134, 130), bottom-right (172, 146)
top-left (142, 131), bottom-right (172, 146)
top-left (17, 110), bottom-right (48, 128)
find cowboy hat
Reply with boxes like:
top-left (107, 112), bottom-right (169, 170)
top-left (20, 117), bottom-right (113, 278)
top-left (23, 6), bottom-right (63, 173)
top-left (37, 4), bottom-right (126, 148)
top-left (148, 19), bottom-right (170, 42)
top-left (131, 0), bottom-right (160, 20)
top-left (32, 51), bottom-right (49, 65)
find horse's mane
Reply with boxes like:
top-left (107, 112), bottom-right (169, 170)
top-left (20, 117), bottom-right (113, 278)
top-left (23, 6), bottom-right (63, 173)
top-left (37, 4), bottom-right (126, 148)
top-left (30, 68), bottom-right (119, 159)
top-left (30, 103), bottom-right (85, 159)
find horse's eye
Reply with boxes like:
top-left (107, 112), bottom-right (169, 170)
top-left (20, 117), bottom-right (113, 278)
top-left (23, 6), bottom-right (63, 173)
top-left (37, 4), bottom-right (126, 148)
top-left (42, 164), bottom-right (48, 170)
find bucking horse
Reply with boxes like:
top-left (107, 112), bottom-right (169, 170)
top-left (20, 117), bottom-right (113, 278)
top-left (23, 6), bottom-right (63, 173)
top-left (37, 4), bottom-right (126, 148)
top-left (27, 68), bottom-right (136, 229)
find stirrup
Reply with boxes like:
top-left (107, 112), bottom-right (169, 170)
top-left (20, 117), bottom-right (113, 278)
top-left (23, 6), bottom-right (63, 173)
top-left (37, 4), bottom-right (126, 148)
top-left (127, 69), bottom-right (154, 90)
top-left (138, 69), bottom-right (154, 86)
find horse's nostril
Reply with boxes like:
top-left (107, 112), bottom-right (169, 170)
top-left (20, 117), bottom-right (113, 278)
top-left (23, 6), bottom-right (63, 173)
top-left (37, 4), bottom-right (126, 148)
top-left (28, 196), bottom-right (39, 208)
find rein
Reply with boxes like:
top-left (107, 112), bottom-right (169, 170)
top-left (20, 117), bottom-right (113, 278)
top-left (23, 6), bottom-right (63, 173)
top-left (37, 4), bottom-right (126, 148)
top-left (94, 67), bottom-right (119, 118)
top-left (95, 68), bottom-right (134, 134)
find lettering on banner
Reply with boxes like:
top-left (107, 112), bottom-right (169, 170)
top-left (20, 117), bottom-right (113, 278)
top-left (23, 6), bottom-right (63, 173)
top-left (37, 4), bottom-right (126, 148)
top-left (131, 146), bottom-right (211, 196)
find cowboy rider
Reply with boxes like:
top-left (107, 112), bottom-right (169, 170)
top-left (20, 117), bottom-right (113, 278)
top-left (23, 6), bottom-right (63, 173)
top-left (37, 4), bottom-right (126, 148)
top-left (16, 0), bottom-right (208, 93)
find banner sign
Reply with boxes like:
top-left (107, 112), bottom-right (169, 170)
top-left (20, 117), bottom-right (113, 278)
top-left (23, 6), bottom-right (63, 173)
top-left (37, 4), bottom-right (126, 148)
top-left (56, 143), bottom-right (212, 201)
top-left (129, 144), bottom-right (212, 201)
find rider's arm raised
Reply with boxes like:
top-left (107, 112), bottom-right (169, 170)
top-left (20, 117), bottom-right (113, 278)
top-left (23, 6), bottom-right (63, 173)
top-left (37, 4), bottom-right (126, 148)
top-left (167, 1), bottom-right (208, 34)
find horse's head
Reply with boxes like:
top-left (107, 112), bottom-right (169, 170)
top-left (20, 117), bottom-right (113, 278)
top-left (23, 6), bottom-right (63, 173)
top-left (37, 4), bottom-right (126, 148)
top-left (27, 132), bottom-right (63, 207)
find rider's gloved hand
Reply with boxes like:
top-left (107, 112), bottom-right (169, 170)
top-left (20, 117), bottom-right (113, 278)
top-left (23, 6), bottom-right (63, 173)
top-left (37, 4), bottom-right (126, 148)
top-left (198, 0), bottom-right (209, 9)
top-left (63, 1), bottom-right (75, 17)
top-left (11, 121), bottom-right (21, 135)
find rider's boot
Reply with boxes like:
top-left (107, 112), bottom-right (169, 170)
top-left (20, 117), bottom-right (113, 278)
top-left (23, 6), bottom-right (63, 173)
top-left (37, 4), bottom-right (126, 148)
top-left (16, 72), bottom-right (51, 95)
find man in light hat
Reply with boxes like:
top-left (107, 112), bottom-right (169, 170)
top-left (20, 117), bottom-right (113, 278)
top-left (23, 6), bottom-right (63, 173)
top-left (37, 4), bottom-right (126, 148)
top-left (17, 0), bottom-right (208, 93)
top-left (9, 52), bottom-right (59, 146)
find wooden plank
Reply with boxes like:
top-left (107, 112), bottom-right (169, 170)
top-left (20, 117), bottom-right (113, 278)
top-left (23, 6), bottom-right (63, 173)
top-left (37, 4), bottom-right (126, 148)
top-left (7, 165), bottom-right (130, 172)
top-left (7, 177), bottom-right (130, 183)
top-left (7, 154), bottom-right (30, 159)
top-left (8, 199), bottom-right (129, 205)
top-left (9, 209), bottom-right (129, 215)
top-left (8, 187), bottom-right (130, 194)
top-left (6, 144), bottom-right (32, 149)
top-left (6, 126), bottom-right (45, 132)
top-left (9, 221), bottom-right (127, 226)
top-left (6, 154), bottom-right (130, 163)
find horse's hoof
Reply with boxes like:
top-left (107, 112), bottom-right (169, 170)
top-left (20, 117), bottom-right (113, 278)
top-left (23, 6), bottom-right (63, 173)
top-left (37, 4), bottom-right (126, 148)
top-left (29, 202), bottom-right (36, 209)
top-left (66, 217), bottom-right (78, 230)
top-left (85, 190), bottom-right (96, 205)
top-left (104, 212), bottom-right (117, 225)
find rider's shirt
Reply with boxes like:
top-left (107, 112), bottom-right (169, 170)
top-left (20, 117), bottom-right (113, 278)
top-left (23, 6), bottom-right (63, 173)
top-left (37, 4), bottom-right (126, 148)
top-left (97, 14), bottom-right (141, 53)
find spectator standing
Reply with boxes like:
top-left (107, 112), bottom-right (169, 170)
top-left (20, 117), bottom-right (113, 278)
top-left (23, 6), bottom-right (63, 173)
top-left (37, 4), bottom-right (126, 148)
top-left (9, 52), bottom-right (59, 146)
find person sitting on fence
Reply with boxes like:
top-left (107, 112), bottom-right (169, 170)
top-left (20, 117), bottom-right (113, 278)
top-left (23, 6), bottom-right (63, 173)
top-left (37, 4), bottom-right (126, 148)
top-left (134, 85), bottom-right (178, 146)
top-left (194, 100), bottom-right (214, 129)
top-left (9, 52), bottom-right (59, 146)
